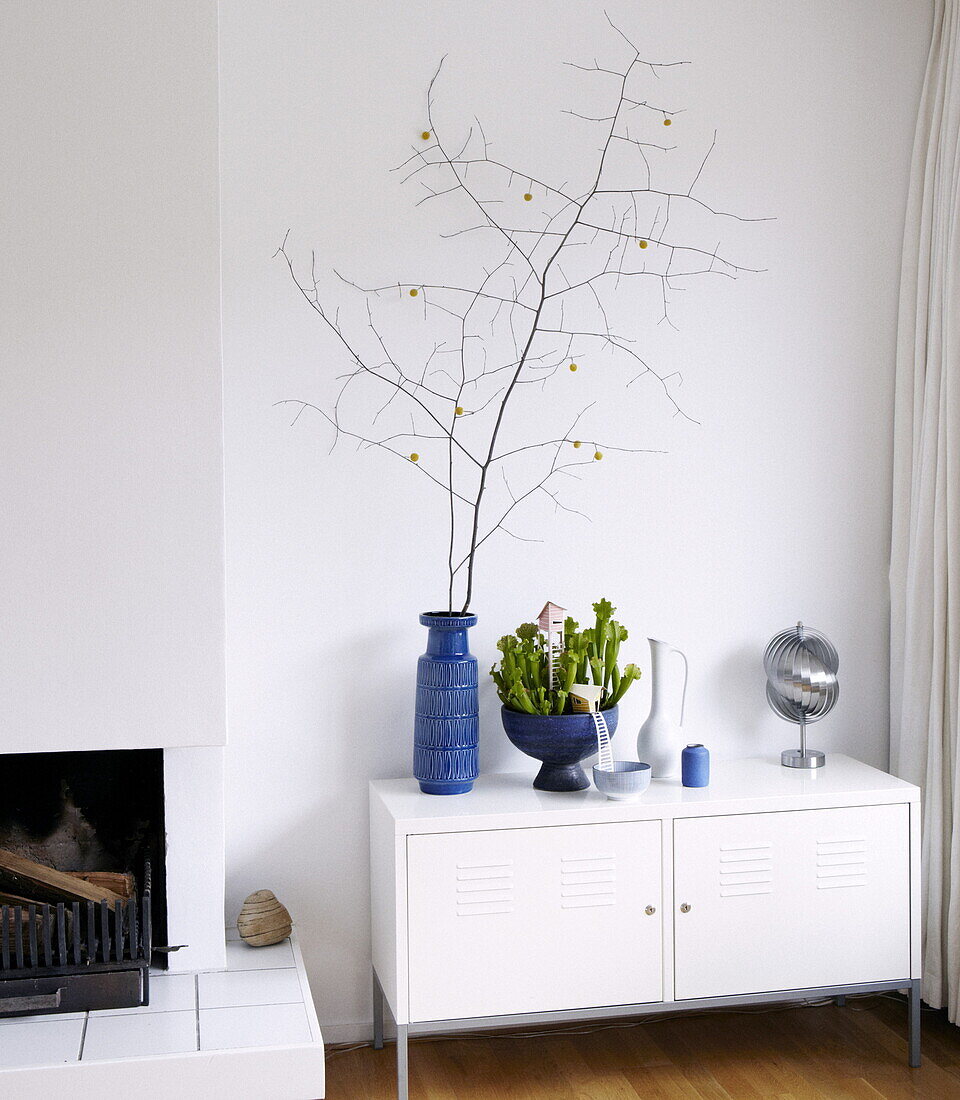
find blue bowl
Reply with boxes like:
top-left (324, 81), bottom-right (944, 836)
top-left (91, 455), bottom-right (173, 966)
top-left (501, 705), bottom-right (619, 792)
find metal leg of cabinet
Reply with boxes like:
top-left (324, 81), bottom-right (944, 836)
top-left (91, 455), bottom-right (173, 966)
top-left (371, 967), bottom-right (408, 1099)
top-left (372, 968), bottom-right (384, 1050)
top-left (908, 979), bottom-right (922, 1068)
top-left (396, 1023), bottom-right (409, 1100)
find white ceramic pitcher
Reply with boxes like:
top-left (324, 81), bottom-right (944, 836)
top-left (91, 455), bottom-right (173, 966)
top-left (637, 638), bottom-right (688, 778)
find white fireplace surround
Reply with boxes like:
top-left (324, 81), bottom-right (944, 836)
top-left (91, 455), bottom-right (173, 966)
top-left (0, 746), bottom-right (227, 974)
top-left (0, 0), bottom-right (228, 981)
top-left (161, 747), bottom-right (227, 972)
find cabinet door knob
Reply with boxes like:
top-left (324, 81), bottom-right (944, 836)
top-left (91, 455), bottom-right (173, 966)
top-left (644, 905), bottom-right (656, 916)
top-left (680, 902), bottom-right (691, 913)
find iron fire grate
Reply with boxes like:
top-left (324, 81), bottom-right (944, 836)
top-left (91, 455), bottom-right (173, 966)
top-left (0, 863), bottom-right (152, 1017)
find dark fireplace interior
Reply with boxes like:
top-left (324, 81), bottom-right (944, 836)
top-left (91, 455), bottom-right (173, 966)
top-left (0, 748), bottom-right (167, 964)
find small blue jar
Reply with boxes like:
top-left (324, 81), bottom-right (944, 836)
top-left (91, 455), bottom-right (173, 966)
top-left (681, 743), bottom-right (709, 787)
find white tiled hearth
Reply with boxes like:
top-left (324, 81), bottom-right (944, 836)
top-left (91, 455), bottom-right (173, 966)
top-left (0, 930), bottom-right (325, 1099)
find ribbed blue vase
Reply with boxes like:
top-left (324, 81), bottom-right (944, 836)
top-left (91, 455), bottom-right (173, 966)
top-left (414, 612), bottom-right (479, 795)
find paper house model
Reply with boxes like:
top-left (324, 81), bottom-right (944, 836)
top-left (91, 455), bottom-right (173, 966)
top-left (537, 602), bottom-right (566, 633)
top-left (569, 683), bottom-right (604, 713)
top-left (537, 601), bottom-right (567, 690)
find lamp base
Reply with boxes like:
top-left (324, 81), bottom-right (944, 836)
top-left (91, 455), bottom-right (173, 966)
top-left (781, 748), bottom-right (825, 769)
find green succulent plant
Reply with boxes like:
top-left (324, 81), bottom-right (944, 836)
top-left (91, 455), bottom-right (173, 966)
top-left (491, 598), bottom-right (642, 716)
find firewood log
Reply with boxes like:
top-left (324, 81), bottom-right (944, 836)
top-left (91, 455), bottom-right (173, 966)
top-left (0, 849), bottom-right (126, 906)
top-left (64, 871), bottom-right (135, 899)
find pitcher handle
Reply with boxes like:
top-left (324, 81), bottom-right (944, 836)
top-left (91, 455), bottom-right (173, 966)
top-left (673, 648), bottom-right (689, 727)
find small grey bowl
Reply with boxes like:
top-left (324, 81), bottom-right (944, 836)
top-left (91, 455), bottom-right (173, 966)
top-left (593, 761), bottom-right (652, 802)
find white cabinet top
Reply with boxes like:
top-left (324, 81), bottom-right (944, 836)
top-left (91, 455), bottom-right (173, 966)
top-left (370, 755), bottom-right (918, 835)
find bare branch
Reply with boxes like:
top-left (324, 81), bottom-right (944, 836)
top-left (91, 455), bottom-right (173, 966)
top-left (277, 26), bottom-right (763, 610)
top-left (689, 130), bottom-right (717, 196)
top-left (274, 399), bottom-right (473, 503)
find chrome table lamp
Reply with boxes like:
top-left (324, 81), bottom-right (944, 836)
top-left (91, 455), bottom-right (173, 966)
top-left (763, 622), bottom-right (839, 768)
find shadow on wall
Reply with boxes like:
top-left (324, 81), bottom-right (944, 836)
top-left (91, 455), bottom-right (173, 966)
top-left (347, 624), bottom-right (414, 780)
top-left (224, 783), bottom-right (372, 1011)
top-left (706, 644), bottom-right (771, 754)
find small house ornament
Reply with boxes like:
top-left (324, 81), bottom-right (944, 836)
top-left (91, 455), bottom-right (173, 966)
top-left (569, 683), bottom-right (603, 714)
top-left (537, 601), bottom-right (566, 690)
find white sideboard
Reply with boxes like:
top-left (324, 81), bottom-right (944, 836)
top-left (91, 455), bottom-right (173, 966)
top-left (370, 755), bottom-right (920, 1100)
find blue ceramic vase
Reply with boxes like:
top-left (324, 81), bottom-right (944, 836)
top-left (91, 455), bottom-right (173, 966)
top-left (501, 705), bottom-right (619, 792)
top-left (413, 612), bottom-right (479, 795)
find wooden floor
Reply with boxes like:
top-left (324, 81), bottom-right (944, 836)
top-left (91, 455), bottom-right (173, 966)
top-left (324, 996), bottom-right (960, 1098)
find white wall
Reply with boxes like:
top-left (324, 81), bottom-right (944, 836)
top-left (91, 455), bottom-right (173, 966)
top-left (219, 0), bottom-right (932, 1038)
top-left (0, 1), bottom-right (224, 753)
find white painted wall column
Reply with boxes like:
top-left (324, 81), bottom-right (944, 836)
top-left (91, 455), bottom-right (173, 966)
top-left (0, 0), bottom-right (224, 754)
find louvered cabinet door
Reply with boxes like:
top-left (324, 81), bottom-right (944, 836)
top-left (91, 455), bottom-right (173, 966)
top-left (406, 821), bottom-right (662, 1022)
top-left (673, 805), bottom-right (911, 1000)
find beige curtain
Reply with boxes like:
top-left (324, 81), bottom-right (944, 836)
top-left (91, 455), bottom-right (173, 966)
top-left (890, 0), bottom-right (960, 1018)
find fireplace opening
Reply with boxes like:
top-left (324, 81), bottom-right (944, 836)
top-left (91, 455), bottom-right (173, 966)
top-left (0, 749), bottom-right (168, 1016)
